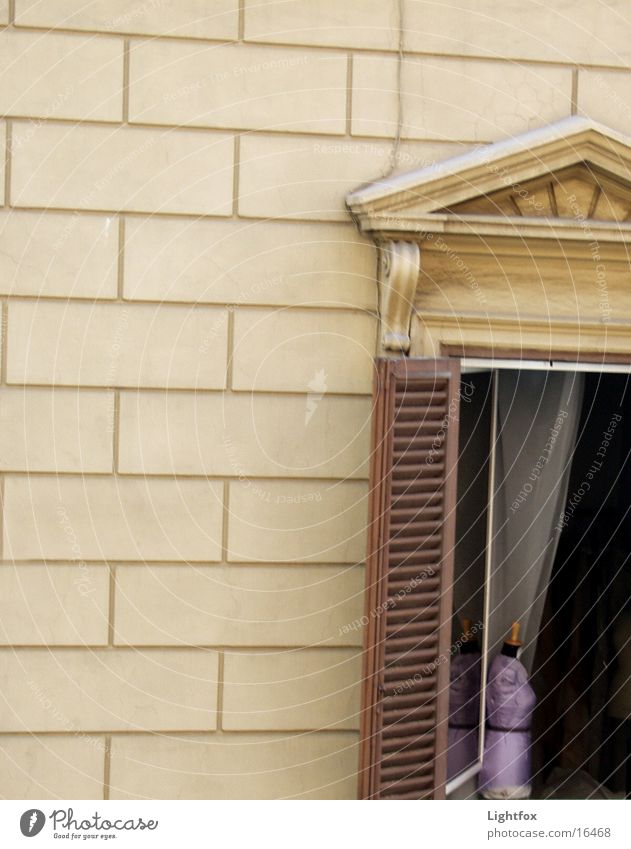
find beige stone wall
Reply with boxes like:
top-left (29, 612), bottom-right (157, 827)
top-left (1, 0), bottom-right (630, 799)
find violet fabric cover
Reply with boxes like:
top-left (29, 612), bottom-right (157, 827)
top-left (447, 651), bottom-right (481, 780)
top-left (479, 654), bottom-right (536, 797)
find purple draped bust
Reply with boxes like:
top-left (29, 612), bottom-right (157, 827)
top-left (478, 654), bottom-right (536, 798)
top-left (447, 652), bottom-right (481, 781)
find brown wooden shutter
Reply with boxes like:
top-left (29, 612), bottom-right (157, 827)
top-left (358, 357), bottom-right (461, 800)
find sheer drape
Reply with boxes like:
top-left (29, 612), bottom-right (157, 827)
top-left (489, 370), bottom-right (584, 671)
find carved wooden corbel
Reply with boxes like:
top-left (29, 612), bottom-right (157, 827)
top-left (377, 240), bottom-right (421, 354)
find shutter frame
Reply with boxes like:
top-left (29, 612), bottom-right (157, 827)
top-left (358, 357), bottom-right (461, 799)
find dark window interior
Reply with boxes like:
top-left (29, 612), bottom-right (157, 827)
top-left (532, 372), bottom-right (631, 799)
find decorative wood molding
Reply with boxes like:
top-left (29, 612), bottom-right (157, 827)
top-left (346, 117), bottom-right (631, 358)
top-left (356, 212), bottom-right (631, 243)
top-left (347, 117), bottom-right (631, 243)
top-left (378, 240), bottom-right (421, 354)
top-left (347, 117), bottom-right (631, 225)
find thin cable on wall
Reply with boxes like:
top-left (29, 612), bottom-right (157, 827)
top-left (350, 0), bottom-right (405, 194)
top-left (383, 0), bottom-right (405, 178)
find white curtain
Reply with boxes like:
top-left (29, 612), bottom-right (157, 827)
top-left (489, 370), bottom-right (584, 671)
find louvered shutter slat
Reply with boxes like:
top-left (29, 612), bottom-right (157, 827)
top-left (358, 358), bottom-right (460, 800)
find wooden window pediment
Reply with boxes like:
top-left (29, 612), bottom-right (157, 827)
top-left (347, 117), bottom-right (631, 360)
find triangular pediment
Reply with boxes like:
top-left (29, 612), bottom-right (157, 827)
top-left (442, 163), bottom-right (631, 222)
top-left (347, 117), bottom-right (631, 241)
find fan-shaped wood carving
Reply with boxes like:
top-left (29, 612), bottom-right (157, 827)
top-left (442, 164), bottom-right (631, 222)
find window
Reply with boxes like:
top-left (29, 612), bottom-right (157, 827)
top-left (360, 355), bottom-right (631, 799)
top-left (348, 118), bottom-right (631, 799)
